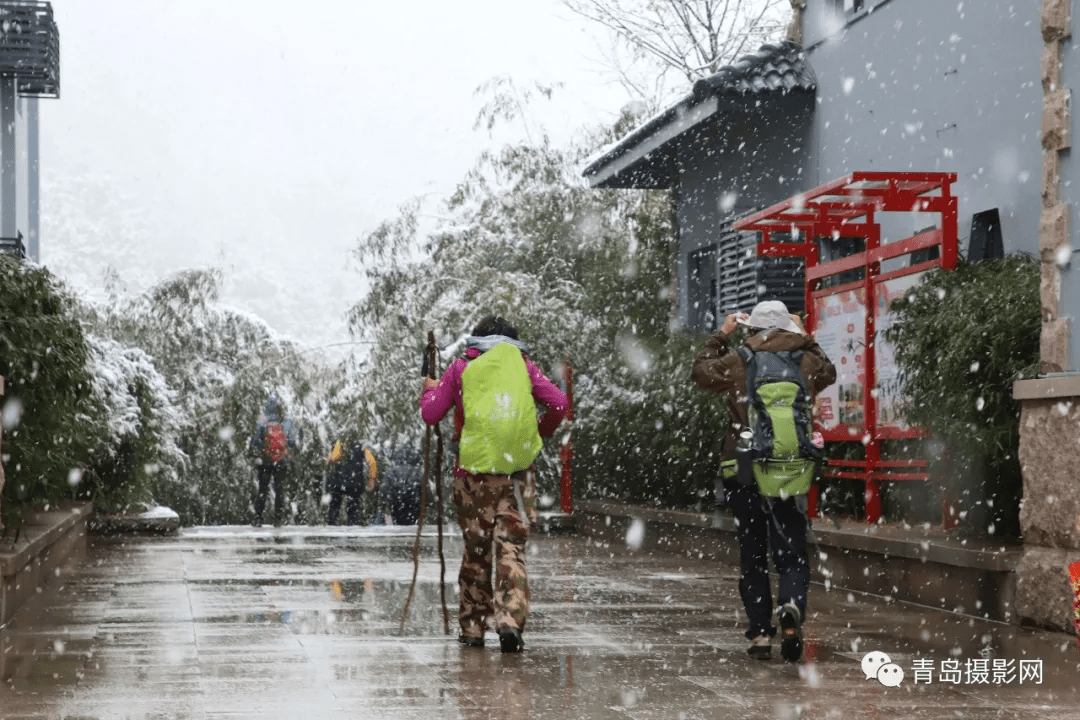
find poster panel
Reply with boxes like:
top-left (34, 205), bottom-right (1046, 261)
top-left (812, 288), bottom-right (867, 436)
top-left (874, 272), bottom-right (926, 430)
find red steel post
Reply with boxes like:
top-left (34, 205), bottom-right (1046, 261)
top-left (559, 360), bottom-right (574, 514)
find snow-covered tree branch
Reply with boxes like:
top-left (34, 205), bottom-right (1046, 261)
top-left (564, 0), bottom-right (789, 106)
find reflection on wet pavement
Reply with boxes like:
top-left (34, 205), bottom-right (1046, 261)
top-left (1, 525), bottom-right (1078, 719)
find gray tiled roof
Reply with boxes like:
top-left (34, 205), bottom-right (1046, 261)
top-left (692, 40), bottom-right (815, 99)
top-left (582, 40), bottom-right (816, 188)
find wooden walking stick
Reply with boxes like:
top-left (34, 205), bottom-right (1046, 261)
top-left (400, 348), bottom-right (432, 632)
top-left (400, 331), bottom-right (450, 634)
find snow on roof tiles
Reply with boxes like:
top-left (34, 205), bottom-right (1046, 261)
top-left (583, 41), bottom-right (815, 185)
top-left (692, 41), bottom-right (816, 99)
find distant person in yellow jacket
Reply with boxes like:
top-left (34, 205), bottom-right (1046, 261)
top-left (325, 439), bottom-right (376, 525)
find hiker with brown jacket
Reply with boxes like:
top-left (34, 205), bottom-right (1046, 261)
top-left (692, 300), bottom-right (836, 663)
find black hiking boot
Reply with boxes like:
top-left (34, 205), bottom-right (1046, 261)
top-left (498, 627), bottom-right (524, 653)
top-left (747, 635), bottom-right (772, 661)
top-left (778, 603), bottom-right (803, 663)
top-left (458, 634), bottom-right (485, 648)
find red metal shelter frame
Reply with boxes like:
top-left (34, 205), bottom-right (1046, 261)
top-left (559, 359), bottom-right (575, 514)
top-left (732, 172), bottom-right (958, 523)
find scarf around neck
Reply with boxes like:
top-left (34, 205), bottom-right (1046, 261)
top-left (465, 334), bottom-right (530, 356)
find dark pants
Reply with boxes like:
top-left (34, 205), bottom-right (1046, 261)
top-left (385, 481), bottom-right (420, 526)
top-left (254, 462), bottom-right (288, 525)
top-left (723, 480), bottom-right (810, 640)
top-left (327, 488), bottom-right (362, 525)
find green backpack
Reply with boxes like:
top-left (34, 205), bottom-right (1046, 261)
top-left (458, 342), bottom-right (543, 475)
top-left (737, 347), bottom-right (822, 497)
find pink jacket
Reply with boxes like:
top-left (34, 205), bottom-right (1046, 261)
top-left (421, 347), bottom-right (568, 475)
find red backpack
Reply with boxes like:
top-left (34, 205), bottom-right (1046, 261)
top-left (264, 423), bottom-right (288, 463)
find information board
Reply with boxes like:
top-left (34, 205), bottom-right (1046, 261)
top-left (873, 272), bottom-right (926, 431)
top-left (813, 288), bottom-right (867, 437)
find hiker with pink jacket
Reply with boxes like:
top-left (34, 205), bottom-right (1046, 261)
top-left (421, 316), bottom-right (567, 653)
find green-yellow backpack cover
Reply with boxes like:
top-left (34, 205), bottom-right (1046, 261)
top-left (459, 342), bottom-right (542, 475)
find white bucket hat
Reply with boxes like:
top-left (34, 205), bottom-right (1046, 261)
top-left (737, 300), bottom-right (802, 334)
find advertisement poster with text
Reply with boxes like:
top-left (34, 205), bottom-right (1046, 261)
top-left (813, 288), bottom-right (867, 436)
top-left (874, 272), bottom-right (926, 430)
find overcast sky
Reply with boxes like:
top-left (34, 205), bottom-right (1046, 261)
top-left (40, 0), bottom-right (632, 351)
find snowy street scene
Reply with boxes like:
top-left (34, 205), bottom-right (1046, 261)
top-left (3, 0), bottom-right (1080, 718)
top-left (2, 527), bottom-right (1079, 719)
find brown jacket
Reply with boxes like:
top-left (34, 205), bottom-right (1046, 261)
top-left (691, 328), bottom-right (837, 461)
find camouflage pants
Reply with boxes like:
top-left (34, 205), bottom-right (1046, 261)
top-left (452, 470), bottom-right (535, 638)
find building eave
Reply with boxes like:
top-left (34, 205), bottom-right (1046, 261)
top-left (582, 41), bottom-right (817, 190)
top-left (583, 96), bottom-right (718, 189)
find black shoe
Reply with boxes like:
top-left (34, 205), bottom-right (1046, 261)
top-left (747, 636), bottom-right (772, 660)
top-left (498, 627), bottom-right (523, 653)
top-left (458, 634), bottom-right (485, 648)
top-left (778, 603), bottom-right (803, 663)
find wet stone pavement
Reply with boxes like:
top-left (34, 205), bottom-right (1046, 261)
top-left (1, 525), bottom-right (1079, 719)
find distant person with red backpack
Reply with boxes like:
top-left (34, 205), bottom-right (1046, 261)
top-left (421, 315), bottom-right (567, 653)
top-left (249, 395), bottom-right (299, 526)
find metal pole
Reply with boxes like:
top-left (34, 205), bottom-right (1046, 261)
top-left (864, 215), bottom-right (882, 524)
top-left (1, 77), bottom-right (16, 239)
top-left (27, 98), bottom-right (39, 262)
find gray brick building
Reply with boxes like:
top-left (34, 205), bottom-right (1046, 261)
top-left (584, 0), bottom-right (1080, 634)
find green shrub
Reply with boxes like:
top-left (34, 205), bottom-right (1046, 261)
top-left (884, 255), bottom-right (1040, 537)
top-left (0, 255), bottom-right (101, 521)
top-left (575, 334), bottom-right (726, 509)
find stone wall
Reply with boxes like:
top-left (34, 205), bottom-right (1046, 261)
top-left (1012, 0), bottom-right (1080, 636)
top-left (0, 503), bottom-right (91, 625)
top-left (1014, 547), bottom-right (1078, 632)
top-left (1014, 390), bottom-right (1080, 631)
top-left (1017, 393), bottom-right (1080, 549)
top-left (1039, 0), bottom-right (1073, 373)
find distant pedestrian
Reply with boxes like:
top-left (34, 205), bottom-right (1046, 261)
top-left (691, 300), bottom-right (836, 662)
top-left (381, 441), bottom-right (423, 526)
top-left (249, 395), bottom-right (299, 526)
top-left (325, 439), bottom-right (376, 525)
top-left (421, 315), bottom-right (567, 653)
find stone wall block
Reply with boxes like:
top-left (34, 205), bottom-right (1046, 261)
top-left (1019, 397), bottom-right (1080, 546)
top-left (1041, 263), bottom-right (1061, 320)
top-left (1042, 41), bottom-right (1062, 93)
top-left (1040, 317), bottom-right (1070, 373)
top-left (1042, 0), bottom-right (1072, 42)
top-left (1038, 203), bottom-right (1069, 262)
top-left (1041, 88), bottom-right (1071, 151)
top-left (1042, 150), bottom-right (1060, 207)
top-left (1013, 547), bottom-right (1077, 631)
